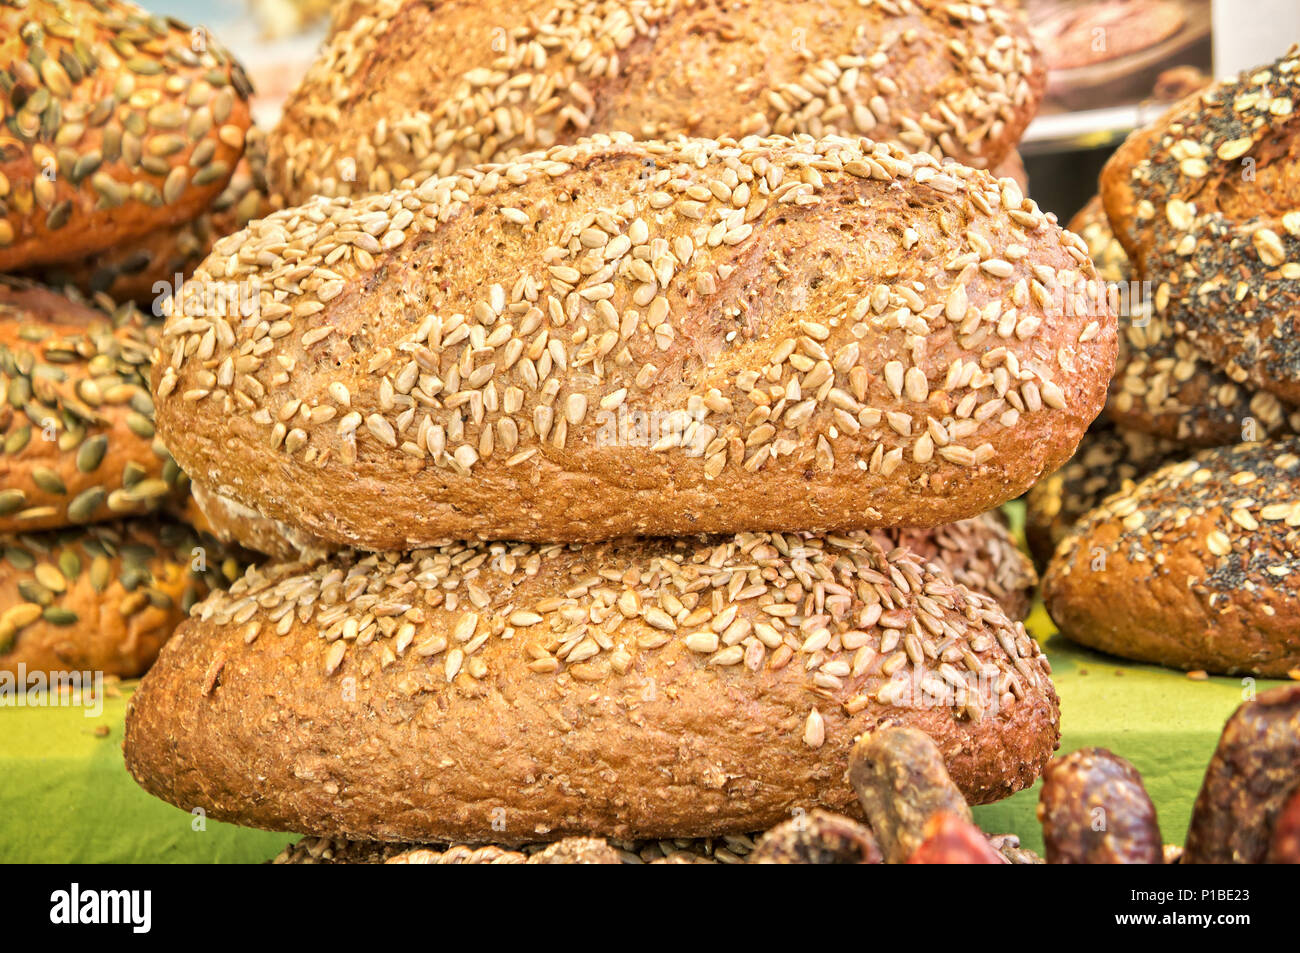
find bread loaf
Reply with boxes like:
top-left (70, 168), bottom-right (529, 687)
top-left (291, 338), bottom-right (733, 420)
top-left (181, 479), bottom-right (334, 562)
top-left (268, 0), bottom-right (1045, 205)
top-left (0, 519), bottom-right (240, 677)
top-left (1101, 46), bottom-right (1300, 405)
top-left (1070, 197), bottom-right (1296, 448)
top-left (155, 133), bottom-right (1115, 548)
top-left (0, 281), bottom-right (186, 532)
top-left (0, 0), bottom-right (254, 272)
top-left (24, 129), bottom-right (275, 306)
top-left (1043, 439), bottom-right (1300, 676)
top-left (124, 529), bottom-right (1060, 843)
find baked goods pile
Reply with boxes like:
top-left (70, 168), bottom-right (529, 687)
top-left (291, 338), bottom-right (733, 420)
top-left (1035, 46), bottom-right (1300, 680)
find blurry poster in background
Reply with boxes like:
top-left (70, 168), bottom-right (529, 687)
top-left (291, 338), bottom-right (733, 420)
top-left (1029, 0), bottom-right (1213, 115)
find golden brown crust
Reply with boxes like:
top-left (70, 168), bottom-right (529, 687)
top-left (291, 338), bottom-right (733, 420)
top-left (23, 129), bottom-right (276, 306)
top-left (1100, 46), bottom-right (1300, 405)
top-left (0, 281), bottom-right (186, 532)
top-left (0, 518), bottom-right (239, 677)
top-left (0, 0), bottom-right (253, 271)
top-left (124, 530), bottom-right (1059, 842)
top-left (269, 0), bottom-right (1045, 204)
top-left (156, 134), bottom-right (1115, 548)
top-left (1024, 424), bottom-right (1180, 567)
top-left (1044, 439), bottom-right (1300, 677)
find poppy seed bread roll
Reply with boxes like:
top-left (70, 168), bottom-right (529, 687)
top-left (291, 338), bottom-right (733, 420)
top-left (268, 0), bottom-right (1045, 204)
top-left (124, 530), bottom-right (1060, 843)
top-left (154, 134), bottom-right (1115, 548)
top-left (0, 0), bottom-right (254, 272)
top-left (1044, 439), bottom-right (1300, 677)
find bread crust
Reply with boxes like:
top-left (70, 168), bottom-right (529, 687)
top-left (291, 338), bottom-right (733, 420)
top-left (0, 519), bottom-right (238, 677)
top-left (268, 0), bottom-right (1045, 204)
top-left (155, 134), bottom-right (1114, 548)
top-left (0, 0), bottom-right (253, 272)
top-left (0, 281), bottom-right (185, 532)
top-left (1043, 439), bottom-right (1300, 676)
top-left (1100, 46), bottom-right (1300, 405)
top-left (124, 530), bottom-right (1059, 842)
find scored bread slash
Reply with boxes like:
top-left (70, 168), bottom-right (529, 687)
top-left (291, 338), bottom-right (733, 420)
top-left (154, 133), bottom-right (1115, 549)
top-left (269, 0), bottom-right (1045, 204)
top-left (1037, 748), bottom-right (1163, 864)
top-left (1184, 684), bottom-right (1300, 864)
top-left (123, 530), bottom-right (1060, 843)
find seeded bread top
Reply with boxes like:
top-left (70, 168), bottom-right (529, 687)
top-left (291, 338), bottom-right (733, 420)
top-left (268, 0), bottom-right (1044, 204)
top-left (154, 133), bottom-right (1113, 547)
top-left (0, 0), bottom-right (254, 271)
top-left (0, 280), bottom-right (183, 532)
top-left (1070, 197), bottom-right (1299, 447)
top-left (1101, 46), bottom-right (1300, 405)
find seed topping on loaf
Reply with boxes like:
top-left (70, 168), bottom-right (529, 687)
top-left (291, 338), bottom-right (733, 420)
top-left (158, 134), bottom-right (1103, 496)
top-left (272, 0), bottom-right (1043, 201)
top-left (191, 528), bottom-right (1052, 743)
top-left (0, 0), bottom-right (254, 264)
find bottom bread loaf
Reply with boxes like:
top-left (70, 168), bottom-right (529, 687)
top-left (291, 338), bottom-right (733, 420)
top-left (125, 530), bottom-right (1060, 842)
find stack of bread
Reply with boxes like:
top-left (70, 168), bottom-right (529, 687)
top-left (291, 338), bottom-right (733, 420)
top-left (111, 0), bottom-right (1127, 855)
top-left (0, 1), bottom-right (271, 679)
top-left (1034, 46), bottom-right (1300, 679)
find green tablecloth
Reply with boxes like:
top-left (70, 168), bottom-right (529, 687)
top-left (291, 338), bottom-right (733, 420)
top-left (0, 603), bottom-right (1285, 863)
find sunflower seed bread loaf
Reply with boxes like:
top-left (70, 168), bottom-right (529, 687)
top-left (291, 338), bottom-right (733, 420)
top-left (0, 519), bottom-right (239, 677)
top-left (1043, 439), bottom-right (1300, 677)
top-left (1100, 46), bottom-right (1300, 406)
top-left (0, 281), bottom-right (185, 532)
top-left (155, 133), bottom-right (1116, 549)
top-left (0, 0), bottom-right (254, 272)
top-left (124, 529), bottom-right (1060, 842)
top-left (268, 0), bottom-right (1045, 204)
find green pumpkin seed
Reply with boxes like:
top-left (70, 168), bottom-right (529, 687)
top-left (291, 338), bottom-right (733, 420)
top-left (76, 434), bottom-right (108, 472)
top-left (42, 607), bottom-right (79, 626)
top-left (31, 467), bottom-right (67, 495)
top-left (4, 547), bottom-right (35, 571)
top-left (66, 486), bottom-right (106, 522)
top-left (58, 550), bottom-right (81, 580)
top-left (89, 555), bottom-right (112, 593)
top-left (4, 425), bottom-right (31, 454)
top-left (0, 489), bottom-right (27, 515)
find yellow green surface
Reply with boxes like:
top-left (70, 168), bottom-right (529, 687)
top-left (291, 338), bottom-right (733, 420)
top-left (0, 603), bottom-right (1285, 863)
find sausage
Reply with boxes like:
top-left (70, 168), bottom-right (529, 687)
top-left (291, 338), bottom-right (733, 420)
top-left (906, 812), bottom-right (1005, 864)
top-left (1185, 684), bottom-right (1300, 864)
top-left (748, 810), bottom-right (881, 864)
top-left (1267, 787), bottom-right (1300, 864)
top-left (1037, 747), bottom-right (1162, 864)
top-left (848, 726), bottom-right (973, 863)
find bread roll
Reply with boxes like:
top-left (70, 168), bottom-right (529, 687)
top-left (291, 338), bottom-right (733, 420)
top-left (1101, 46), bottom-right (1300, 405)
top-left (125, 530), bottom-right (1060, 843)
top-left (0, 519), bottom-right (240, 677)
top-left (268, 0), bottom-right (1045, 204)
top-left (0, 281), bottom-right (185, 532)
top-left (155, 133), bottom-right (1115, 548)
top-left (1044, 439), bottom-right (1300, 676)
top-left (0, 0), bottom-right (253, 272)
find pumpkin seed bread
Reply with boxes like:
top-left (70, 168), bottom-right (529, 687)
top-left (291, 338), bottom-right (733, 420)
top-left (0, 0), bottom-right (254, 272)
top-left (1100, 46), bottom-right (1300, 405)
top-left (0, 281), bottom-right (186, 532)
top-left (268, 0), bottom-right (1045, 205)
top-left (155, 133), bottom-right (1115, 548)
top-left (124, 529), bottom-right (1060, 842)
top-left (24, 127), bottom-right (275, 306)
top-left (1071, 196), bottom-right (1298, 447)
top-left (1023, 424), bottom-right (1181, 566)
top-left (0, 518), bottom-right (241, 677)
top-left (1043, 439), bottom-right (1300, 677)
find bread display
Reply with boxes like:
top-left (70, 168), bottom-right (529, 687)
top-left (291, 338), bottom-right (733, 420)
top-left (0, 281), bottom-right (185, 532)
top-left (1101, 46), bottom-right (1300, 406)
top-left (1184, 684), bottom-right (1300, 864)
top-left (156, 133), bottom-right (1115, 549)
top-left (1070, 197), bottom-right (1297, 447)
top-left (0, 0), bottom-right (254, 272)
top-left (1043, 439), bottom-right (1300, 677)
top-left (123, 529), bottom-right (1060, 842)
top-left (268, 0), bottom-right (1045, 204)
top-left (1023, 424), bottom-right (1180, 566)
top-left (1037, 748), bottom-right (1162, 864)
top-left (0, 519), bottom-right (239, 678)
top-left (25, 129), bottom-right (275, 306)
